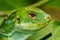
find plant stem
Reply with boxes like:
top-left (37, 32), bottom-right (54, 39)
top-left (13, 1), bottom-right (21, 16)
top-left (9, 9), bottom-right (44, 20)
top-left (28, 0), bottom-right (50, 8)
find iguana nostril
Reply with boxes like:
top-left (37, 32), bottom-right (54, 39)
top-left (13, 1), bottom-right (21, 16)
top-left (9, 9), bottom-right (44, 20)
top-left (29, 13), bottom-right (36, 17)
top-left (45, 15), bottom-right (50, 20)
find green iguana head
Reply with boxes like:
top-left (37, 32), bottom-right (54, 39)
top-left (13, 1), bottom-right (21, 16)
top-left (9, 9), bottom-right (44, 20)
top-left (16, 7), bottom-right (51, 31)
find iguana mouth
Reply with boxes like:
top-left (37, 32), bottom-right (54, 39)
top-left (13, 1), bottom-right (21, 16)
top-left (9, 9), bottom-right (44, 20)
top-left (16, 21), bottom-right (49, 31)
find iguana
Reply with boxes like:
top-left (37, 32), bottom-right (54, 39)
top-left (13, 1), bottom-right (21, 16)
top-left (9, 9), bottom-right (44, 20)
top-left (0, 0), bottom-right (60, 40)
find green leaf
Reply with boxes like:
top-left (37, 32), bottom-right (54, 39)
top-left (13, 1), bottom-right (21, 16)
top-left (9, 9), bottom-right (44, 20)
top-left (47, 26), bottom-right (60, 40)
top-left (51, 20), bottom-right (60, 32)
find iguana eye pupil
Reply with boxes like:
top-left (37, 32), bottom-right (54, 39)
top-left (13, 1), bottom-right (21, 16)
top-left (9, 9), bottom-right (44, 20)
top-left (29, 13), bottom-right (36, 17)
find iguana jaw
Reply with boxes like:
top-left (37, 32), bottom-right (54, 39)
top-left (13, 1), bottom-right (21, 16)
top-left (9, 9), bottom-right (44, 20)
top-left (16, 20), bottom-right (50, 31)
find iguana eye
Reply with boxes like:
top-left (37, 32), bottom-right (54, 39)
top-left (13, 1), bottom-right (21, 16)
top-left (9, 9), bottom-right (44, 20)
top-left (29, 12), bottom-right (36, 18)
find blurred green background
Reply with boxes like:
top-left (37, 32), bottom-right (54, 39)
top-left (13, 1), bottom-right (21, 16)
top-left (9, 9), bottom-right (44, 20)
top-left (0, 0), bottom-right (60, 20)
top-left (0, 0), bottom-right (60, 10)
